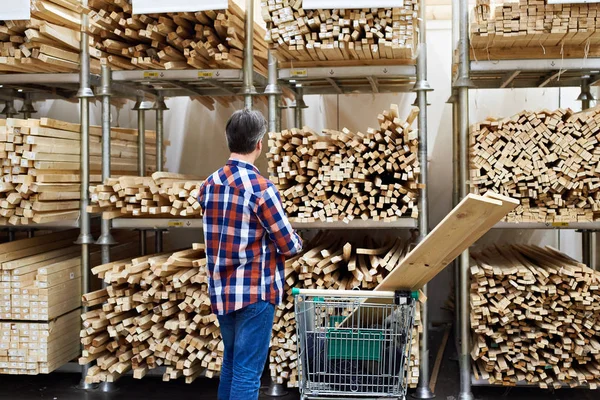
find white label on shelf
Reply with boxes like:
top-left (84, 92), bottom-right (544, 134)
top-left (0, 0), bottom-right (30, 20)
top-left (302, 0), bottom-right (405, 8)
top-left (132, 0), bottom-right (228, 14)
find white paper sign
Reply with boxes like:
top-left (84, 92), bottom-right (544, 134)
top-left (0, 0), bottom-right (30, 20)
top-left (132, 0), bottom-right (228, 14)
top-left (303, 0), bottom-right (404, 8)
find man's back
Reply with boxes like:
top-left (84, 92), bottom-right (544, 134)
top-left (199, 159), bottom-right (302, 315)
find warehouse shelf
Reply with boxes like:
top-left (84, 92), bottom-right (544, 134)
top-left (110, 217), bottom-right (418, 230)
top-left (469, 59), bottom-right (600, 89)
top-left (471, 375), bottom-right (589, 389)
top-left (110, 69), bottom-right (268, 98)
top-left (292, 218), bottom-right (418, 230)
top-left (112, 218), bottom-right (203, 229)
top-left (493, 221), bottom-right (600, 230)
top-left (0, 73), bottom-right (94, 101)
top-left (279, 65), bottom-right (417, 95)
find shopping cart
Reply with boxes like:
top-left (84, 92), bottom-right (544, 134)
top-left (293, 288), bottom-right (418, 400)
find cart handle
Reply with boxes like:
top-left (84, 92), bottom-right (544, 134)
top-left (291, 288), bottom-right (419, 300)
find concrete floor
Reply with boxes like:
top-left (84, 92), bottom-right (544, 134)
top-left (0, 327), bottom-right (597, 400)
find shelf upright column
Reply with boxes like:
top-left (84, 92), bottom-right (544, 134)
top-left (133, 96), bottom-right (152, 255)
top-left (265, 50), bottom-right (282, 133)
top-left (96, 65), bottom-right (117, 394)
top-left (263, 50), bottom-right (287, 398)
top-left (413, 0), bottom-right (434, 396)
top-left (455, 0), bottom-right (475, 396)
top-left (240, 0), bottom-right (257, 109)
top-left (579, 76), bottom-right (596, 269)
top-left (96, 65), bottom-right (117, 268)
top-left (294, 87), bottom-right (306, 128)
top-left (154, 94), bottom-right (169, 253)
top-left (76, 0), bottom-right (96, 390)
top-left (3, 99), bottom-right (18, 240)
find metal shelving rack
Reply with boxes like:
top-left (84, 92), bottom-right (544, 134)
top-left (0, 0), bottom-right (434, 397)
top-left (453, 0), bottom-right (597, 397)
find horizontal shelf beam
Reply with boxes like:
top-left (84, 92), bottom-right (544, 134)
top-left (493, 222), bottom-right (600, 230)
top-left (110, 218), bottom-right (418, 230)
top-left (472, 375), bottom-right (590, 389)
top-left (279, 65), bottom-right (416, 80)
top-left (292, 218), bottom-right (417, 230)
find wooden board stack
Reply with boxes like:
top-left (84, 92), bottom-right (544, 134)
top-left (471, 0), bottom-right (600, 59)
top-left (0, 309), bottom-right (81, 374)
top-left (80, 245), bottom-right (223, 384)
top-left (261, 1), bottom-right (418, 66)
top-left (87, 0), bottom-right (269, 74)
top-left (470, 244), bottom-right (600, 388)
top-left (470, 107), bottom-right (600, 223)
top-left (269, 231), bottom-right (421, 387)
top-left (89, 172), bottom-right (203, 219)
top-left (0, 117), bottom-right (161, 225)
top-left (268, 105), bottom-right (422, 223)
top-left (0, 0), bottom-right (99, 74)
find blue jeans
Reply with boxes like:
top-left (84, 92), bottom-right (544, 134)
top-left (217, 300), bottom-right (275, 400)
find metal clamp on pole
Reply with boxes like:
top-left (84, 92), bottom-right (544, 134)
top-left (412, 1), bottom-right (434, 397)
top-left (19, 93), bottom-right (37, 119)
top-left (1, 100), bottom-right (17, 118)
top-left (76, 0), bottom-right (96, 391)
top-left (239, 0), bottom-right (257, 109)
top-left (153, 95), bottom-right (169, 253)
top-left (293, 86), bottom-right (307, 129)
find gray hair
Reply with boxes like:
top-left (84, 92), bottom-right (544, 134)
top-left (225, 109), bottom-right (267, 154)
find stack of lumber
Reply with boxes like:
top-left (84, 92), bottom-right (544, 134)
top-left (0, 117), bottom-right (161, 225)
top-left (0, 0), bottom-right (104, 74)
top-left (471, 0), bottom-right (600, 59)
top-left (89, 172), bottom-right (203, 219)
top-left (470, 107), bottom-right (600, 223)
top-left (0, 229), bottom-right (142, 322)
top-left (268, 105), bottom-right (422, 223)
top-left (80, 245), bottom-right (223, 384)
top-left (269, 231), bottom-right (421, 387)
top-left (0, 309), bottom-right (81, 374)
top-left (86, 0), bottom-right (268, 74)
top-left (261, 1), bottom-right (418, 66)
top-left (470, 244), bottom-right (600, 388)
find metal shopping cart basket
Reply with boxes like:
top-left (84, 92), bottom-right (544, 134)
top-left (293, 288), bottom-right (418, 400)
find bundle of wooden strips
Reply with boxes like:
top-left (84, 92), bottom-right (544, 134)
top-left (268, 105), bottom-right (422, 223)
top-left (80, 245), bottom-right (222, 384)
top-left (469, 107), bottom-right (600, 223)
top-left (269, 232), bottom-right (421, 387)
top-left (0, 229), bottom-right (143, 321)
top-left (471, 0), bottom-right (600, 59)
top-left (0, 117), bottom-right (161, 225)
top-left (0, 309), bottom-right (81, 374)
top-left (470, 244), bottom-right (600, 388)
top-left (261, 1), bottom-right (418, 65)
top-left (87, 0), bottom-right (268, 74)
top-left (0, 0), bottom-right (107, 74)
top-left (89, 172), bottom-right (203, 219)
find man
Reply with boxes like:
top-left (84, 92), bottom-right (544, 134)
top-left (198, 109), bottom-right (303, 400)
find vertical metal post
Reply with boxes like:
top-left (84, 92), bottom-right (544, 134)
top-left (7, 230), bottom-right (15, 241)
top-left (20, 94), bottom-right (36, 119)
top-left (240, 0), bottom-right (256, 109)
top-left (154, 94), bottom-right (168, 253)
top-left (263, 50), bottom-right (287, 398)
top-left (412, 0), bottom-right (434, 397)
top-left (451, 91), bottom-right (461, 351)
top-left (456, 0), bottom-right (474, 396)
top-left (265, 50), bottom-right (282, 133)
top-left (95, 65), bottom-right (117, 286)
top-left (294, 87), bottom-right (305, 128)
top-left (76, 0), bottom-right (95, 390)
top-left (133, 96), bottom-right (151, 256)
top-left (27, 230), bottom-right (34, 238)
top-left (2, 100), bottom-right (17, 118)
top-left (580, 76), bottom-right (595, 269)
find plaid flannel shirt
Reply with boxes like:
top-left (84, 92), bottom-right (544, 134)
top-left (198, 159), bottom-right (303, 315)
